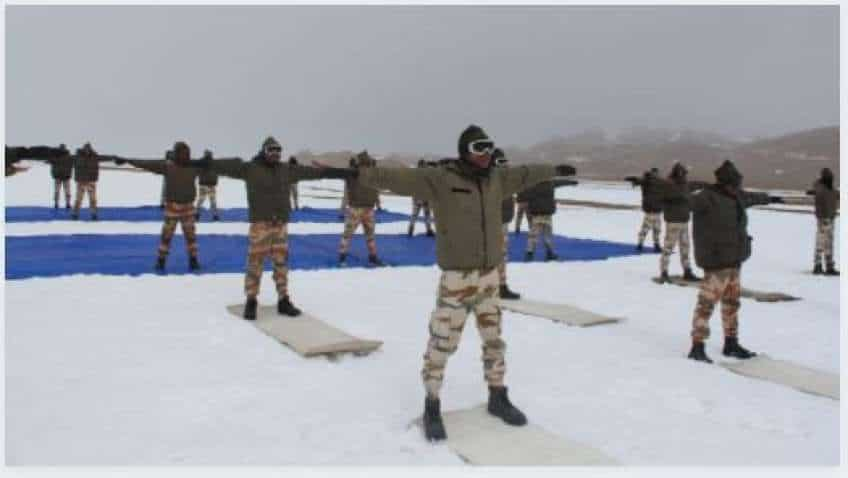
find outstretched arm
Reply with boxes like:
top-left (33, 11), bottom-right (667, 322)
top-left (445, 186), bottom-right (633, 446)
top-left (358, 167), bottom-right (436, 200)
top-left (624, 176), bottom-right (643, 187)
top-left (500, 164), bottom-right (561, 196)
top-left (7, 145), bottom-right (68, 160)
top-left (552, 178), bottom-right (579, 188)
top-left (120, 158), bottom-right (168, 175)
top-left (741, 190), bottom-right (781, 207)
top-left (207, 158), bottom-right (247, 180)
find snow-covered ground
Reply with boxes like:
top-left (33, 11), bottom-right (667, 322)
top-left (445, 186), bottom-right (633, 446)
top-left (4, 164), bottom-right (840, 465)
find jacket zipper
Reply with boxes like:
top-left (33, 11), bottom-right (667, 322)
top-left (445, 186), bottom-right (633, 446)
top-left (476, 178), bottom-right (488, 267)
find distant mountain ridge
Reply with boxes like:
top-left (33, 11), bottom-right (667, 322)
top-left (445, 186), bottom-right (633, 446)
top-left (295, 126), bottom-right (838, 190)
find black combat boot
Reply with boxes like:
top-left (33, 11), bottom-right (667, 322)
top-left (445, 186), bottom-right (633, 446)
top-left (825, 264), bottom-right (840, 276)
top-left (212, 214), bottom-right (220, 222)
top-left (194, 212), bottom-right (201, 221)
top-left (154, 256), bottom-right (166, 272)
top-left (91, 213), bottom-right (98, 221)
top-left (813, 263), bottom-right (824, 275)
top-left (687, 341), bottom-right (713, 364)
top-left (65, 203), bottom-right (71, 209)
top-left (658, 270), bottom-right (670, 283)
top-left (338, 253), bottom-right (347, 266)
top-left (682, 268), bottom-right (700, 281)
top-left (188, 256), bottom-right (200, 271)
top-left (423, 396), bottom-right (447, 441)
top-left (636, 243), bottom-right (644, 252)
top-left (243, 297), bottom-right (258, 320)
top-left (487, 386), bottom-right (527, 426)
top-left (54, 201), bottom-right (59, 210)
top-left (499, 284), bottom-right (521, 300)
top-left (722, 337), bottom-right (757, 359)
top-left (426, 229), bottom-right (435, 237)
top-left (653, 243), bottom-right (661, 253)
top-left (524, 251), bottom-right (533, 262)
top-left (277, 296), bottom-right (302, 317)
top-left (368, 254), bottom-right (385, 267)
top-left (544, 248), bottom-right (559, 262)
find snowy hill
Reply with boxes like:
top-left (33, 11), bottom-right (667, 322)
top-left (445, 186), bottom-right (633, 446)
top-left (4, 164), bottom-right (839, 465)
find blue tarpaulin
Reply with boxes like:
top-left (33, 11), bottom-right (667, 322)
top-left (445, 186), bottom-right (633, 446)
top-left (5, 233), bottom-right (645, 280)
top-left (4, 206), bottom-right (410, 223)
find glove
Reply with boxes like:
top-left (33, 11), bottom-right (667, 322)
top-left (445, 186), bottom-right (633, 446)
top-left (555, 164), bottom-right (576, 176)
top-left (769, 196), bottom-right (784, 204)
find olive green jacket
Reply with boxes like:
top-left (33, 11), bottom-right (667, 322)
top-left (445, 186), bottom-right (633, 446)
top-left (212, 156), bottom-right (350, 223)
top-left (359, 160), bottom-right (556, 270)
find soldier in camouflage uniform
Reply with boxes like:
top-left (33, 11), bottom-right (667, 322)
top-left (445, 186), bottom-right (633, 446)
top-left (408, 159), bottom-right (435, 237)
top-left (687, 160), bottom-right (783, 363)
top-left (656, 163), bottom-right (709, 282)
top-left (43, 145), bottom-right (74, 209)
top-left (808, 168), bottom-right (839, 275)
top-left (208, 136), bottom-right (353, 319)
top-left (522, 178), bottom-right (578, 261)
top-left (117, 142), bottom-right (210, 272)
top-left (513, 188), bottom-right (531, 234)
top-left (338, 151), bottom-right (384, 266)
top-left (71, 143), bottom-right (120, 220)
top-left (356, 124), bottom-right (577, 441)
top-left (195, 150), bottom-right (220, 221)
top-left (626, 168), bottom-right (664, 252)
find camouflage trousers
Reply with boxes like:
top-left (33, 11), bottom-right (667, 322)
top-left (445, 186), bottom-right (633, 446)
top-left (691, 268), bottom-right (741, 342)
top-left (54, 179), bottom-right (71, 206)
top-left (339, 207), bottom-right (377, 255)
top-left (245, 221), bottom-right (289, 299)
top-left (814, 218), bottom-right (835, 267)
top-left (498, 224), bottom-right (510, 284)
top-left (408, 199), bottom-right (433, 234)
top-left (527, 214), bottom-right (554, 253)
top-left (422, 268), bottom-right (506, 398)
top-left (514, 202), bottom-right (529, 232)
top-left (291, 184), bottom-right (299, 210)
top-left (159, 202), bottom-right (198, 259)
top-left (638, 212), bottom-right (662, 246)
top-left (660, 221), bottom-right (692, 273)
top-left (73, 181), bottom-right (98, 215)
top-left (195, 185), bottom-right (218, 214)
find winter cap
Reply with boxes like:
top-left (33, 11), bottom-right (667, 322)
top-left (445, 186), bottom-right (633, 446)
top-left (457, 124), bottom-right (490, 161)
top-left (715, 160), bottom-right (743, 188)
top-left (262, 136), bottom-right (281, 151)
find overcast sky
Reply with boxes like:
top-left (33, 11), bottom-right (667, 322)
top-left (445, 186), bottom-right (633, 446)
top-left (6, 5), bottom-right (839, 157)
